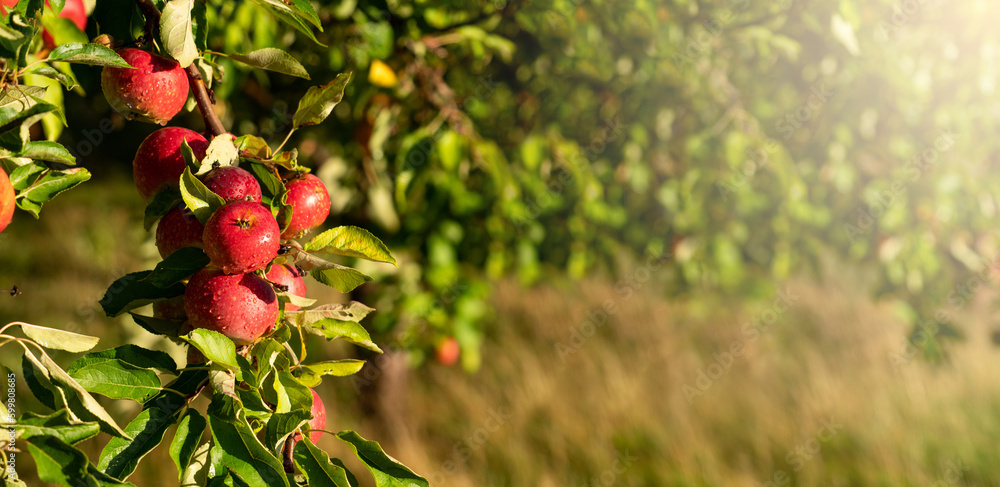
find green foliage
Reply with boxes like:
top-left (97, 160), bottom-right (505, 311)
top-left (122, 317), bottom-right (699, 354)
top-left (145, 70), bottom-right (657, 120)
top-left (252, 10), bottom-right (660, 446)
top-left (3, 2), bottom-right (423, 486)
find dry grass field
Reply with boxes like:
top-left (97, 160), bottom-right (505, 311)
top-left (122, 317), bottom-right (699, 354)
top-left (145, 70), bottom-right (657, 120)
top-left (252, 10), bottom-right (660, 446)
top-left (4, 178), bottom-right (1000, 486)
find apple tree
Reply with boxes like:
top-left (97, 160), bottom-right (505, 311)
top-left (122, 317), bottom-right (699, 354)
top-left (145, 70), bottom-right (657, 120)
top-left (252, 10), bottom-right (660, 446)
top-left (0, 0), bottom-right (426, 486)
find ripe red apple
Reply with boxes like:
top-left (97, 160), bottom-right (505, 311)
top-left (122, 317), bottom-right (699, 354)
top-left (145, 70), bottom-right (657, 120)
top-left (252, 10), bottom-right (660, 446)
top-left (184, 268), bottom-right (278, 345)
top-left (42, 0), bottom-right (87, 47)
top-left (203, 200), bottom-right (280, 274)
top-left (186, 346), bottom-right (206, 364)
top-left (282, 173), bottom-right (331, 238)
top-left (291, 388), bottom-right (326, 444)
top-left (155, 206), bottom-right (204, 258)
top-left (133, 127), bottom-right (209, 201)
top-left (201, 166), bottom-right (262, 203)
top-left (102, 48), bottom-right (190, 125)
top-left (152, 296), bottom-right (186, 321)
top-left (265, 264), bottom-right (307, 311)
top-left (435, 337), bottom-right (460, 366)
top-left (0, 168), bottom-right (13, 234)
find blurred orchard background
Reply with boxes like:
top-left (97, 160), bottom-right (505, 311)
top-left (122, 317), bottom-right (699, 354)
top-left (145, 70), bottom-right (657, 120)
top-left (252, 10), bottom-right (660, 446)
top-left (6, 0), bottom-right (1000, 485)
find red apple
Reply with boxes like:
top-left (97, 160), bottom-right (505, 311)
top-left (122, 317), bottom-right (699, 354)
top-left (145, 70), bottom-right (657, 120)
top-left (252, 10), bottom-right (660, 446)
top-left (42, 0), bottom-right (87, 47)
top-left (266, 264), bottom-right (307, 311)
top-left (0, 168), bottom-right (13, 234)
top-left (186, 346), bottom-right (206, 364)
top-left (133, 127), bottom-right (209, 201)
top-left (201, 166), bottom-right (262, 203)
top-left (155, 206), bottom-right (204, 258)
top-left (102, 48), bottom-right (190, 125)
top-left (435, 337), bottom-right (460, 366)
top-left (291, 388), bottom-right (327, 444)
top-left (152, 296), bottom-right (186, 321)
top-left (282, 173), bottom-right (331, 238)
top-left (203, 200), bottom-right (280, 274)
top-left (306, 388), bottom-right (327, 442)
top-left (184, 268), bottom-right (278, 345)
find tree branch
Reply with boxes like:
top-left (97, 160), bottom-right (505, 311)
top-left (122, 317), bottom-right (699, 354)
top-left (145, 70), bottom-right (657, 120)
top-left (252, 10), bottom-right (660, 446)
top-left (133, 0), bottom-right (227, 137)
top-left (186, 65), bottom-right (228, 136)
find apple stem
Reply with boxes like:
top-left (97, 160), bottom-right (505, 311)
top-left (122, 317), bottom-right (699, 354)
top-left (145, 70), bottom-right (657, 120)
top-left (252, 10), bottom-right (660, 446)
top-left (133, 0), bottom-right (228, 138)
top-left (1, 285), bottom-right (20, 297)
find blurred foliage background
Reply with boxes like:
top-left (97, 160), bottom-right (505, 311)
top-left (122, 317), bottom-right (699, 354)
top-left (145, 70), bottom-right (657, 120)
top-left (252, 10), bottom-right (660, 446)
top-left (6, 0), bottom-right (1000, 484)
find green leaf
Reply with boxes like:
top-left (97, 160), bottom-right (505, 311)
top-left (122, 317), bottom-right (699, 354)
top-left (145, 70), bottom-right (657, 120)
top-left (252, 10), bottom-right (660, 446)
top-left (22, 352), bottom-right (65, 411)
top-left (179, 167), bottom-right (226, 223)
top-left (209, 369), bottom-right (237, 398)
top-left (263, 410), bottom-right (310, 450)
top-left (224, 48), bottom-right (310, 79)
top-left (293, 438), bottom-right (353, 487)
top-left (235, 134), bottom-right (272, 159)
top-left (310, 267), bottom-right (373, 293)
top-left (98, 408), bottom-right (173, 479)
top-left (66, 345), bottom-right (177, 402)
top-left (16, 167), bottom-right (90, 217)
top-left (289, 302), bottom-right (375, 324)
top-left (300, 318), bottom-right (382, 353)
top-left (180, 441), bottom-right (211, 487)
top-left (16, 141), bottom-right (76, 166)
top-left (249, 0), bottom-right (324, 46)
top-left (18, 323), bottom-right (99, 353)
top-left (24, 435), bottom-right (100, 487)
top-left (19, 72), bottom-right (65, 143)
top-left (304, 226), bottom-right (396, 265)
top-left (65, 366), bottom-right (159, 404)
top-left (100, 271), bottom-right (186, 317)
top-left (293, 360), bottom-right (365, 387)
top-left (141, 247), bottom-right (210, 288)
top-left (15, 409), bottom-right (100, 445)
top-left (170, 410), bottom-right (207, 482)
top-left (23, 348), bottom-right (130, 438)
top-left (89, 465), bottom-right (138, 486)
top-left (98, 370), bottom-right (208, 480)
top-left (144, 188), bottom-right (182, 231)
top-left (40, 12), bottom-right (88, 47)
top-left (284, 0), bottom-right (321, 28)
top-left (47, 43), bottom-right (132, 67)
top-left (8, 162), bottom-right (45, 190)
top-left (182, 329), bottom-right (240, 371)
top-left (207, 394), bottom-right (290, 487)
top-left (292, 72), bottom-right (353, 130)
top-left (160, 0), bottom-right (198, 68)
top-left (262, 370), bottom-right (312, 414)
top-left (129, 313), bottom-right (184, 338)
top-left (337, 431), bottom-right (429, 487)
top-left (277, 291), bottom-right (316, 310)
top-left (74, 345), bottom-right (178, 374)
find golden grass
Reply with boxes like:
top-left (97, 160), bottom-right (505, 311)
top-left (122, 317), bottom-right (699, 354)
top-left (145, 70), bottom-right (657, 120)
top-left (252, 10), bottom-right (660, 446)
top-left (4, 178), bottom-right (1000, 485)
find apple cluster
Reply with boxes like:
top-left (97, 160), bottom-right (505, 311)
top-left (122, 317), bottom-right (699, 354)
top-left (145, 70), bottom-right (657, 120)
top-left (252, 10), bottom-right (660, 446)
top-left (99, 43), bottom-right (346, 442)
top-left (130, 125), bottom-right (332, 344)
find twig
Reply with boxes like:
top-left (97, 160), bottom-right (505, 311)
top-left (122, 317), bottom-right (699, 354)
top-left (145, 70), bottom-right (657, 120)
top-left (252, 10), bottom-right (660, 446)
top-left (133, 0), bottom-right (227, 137)
top-left (186, 64), bottom-right (228, 137)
